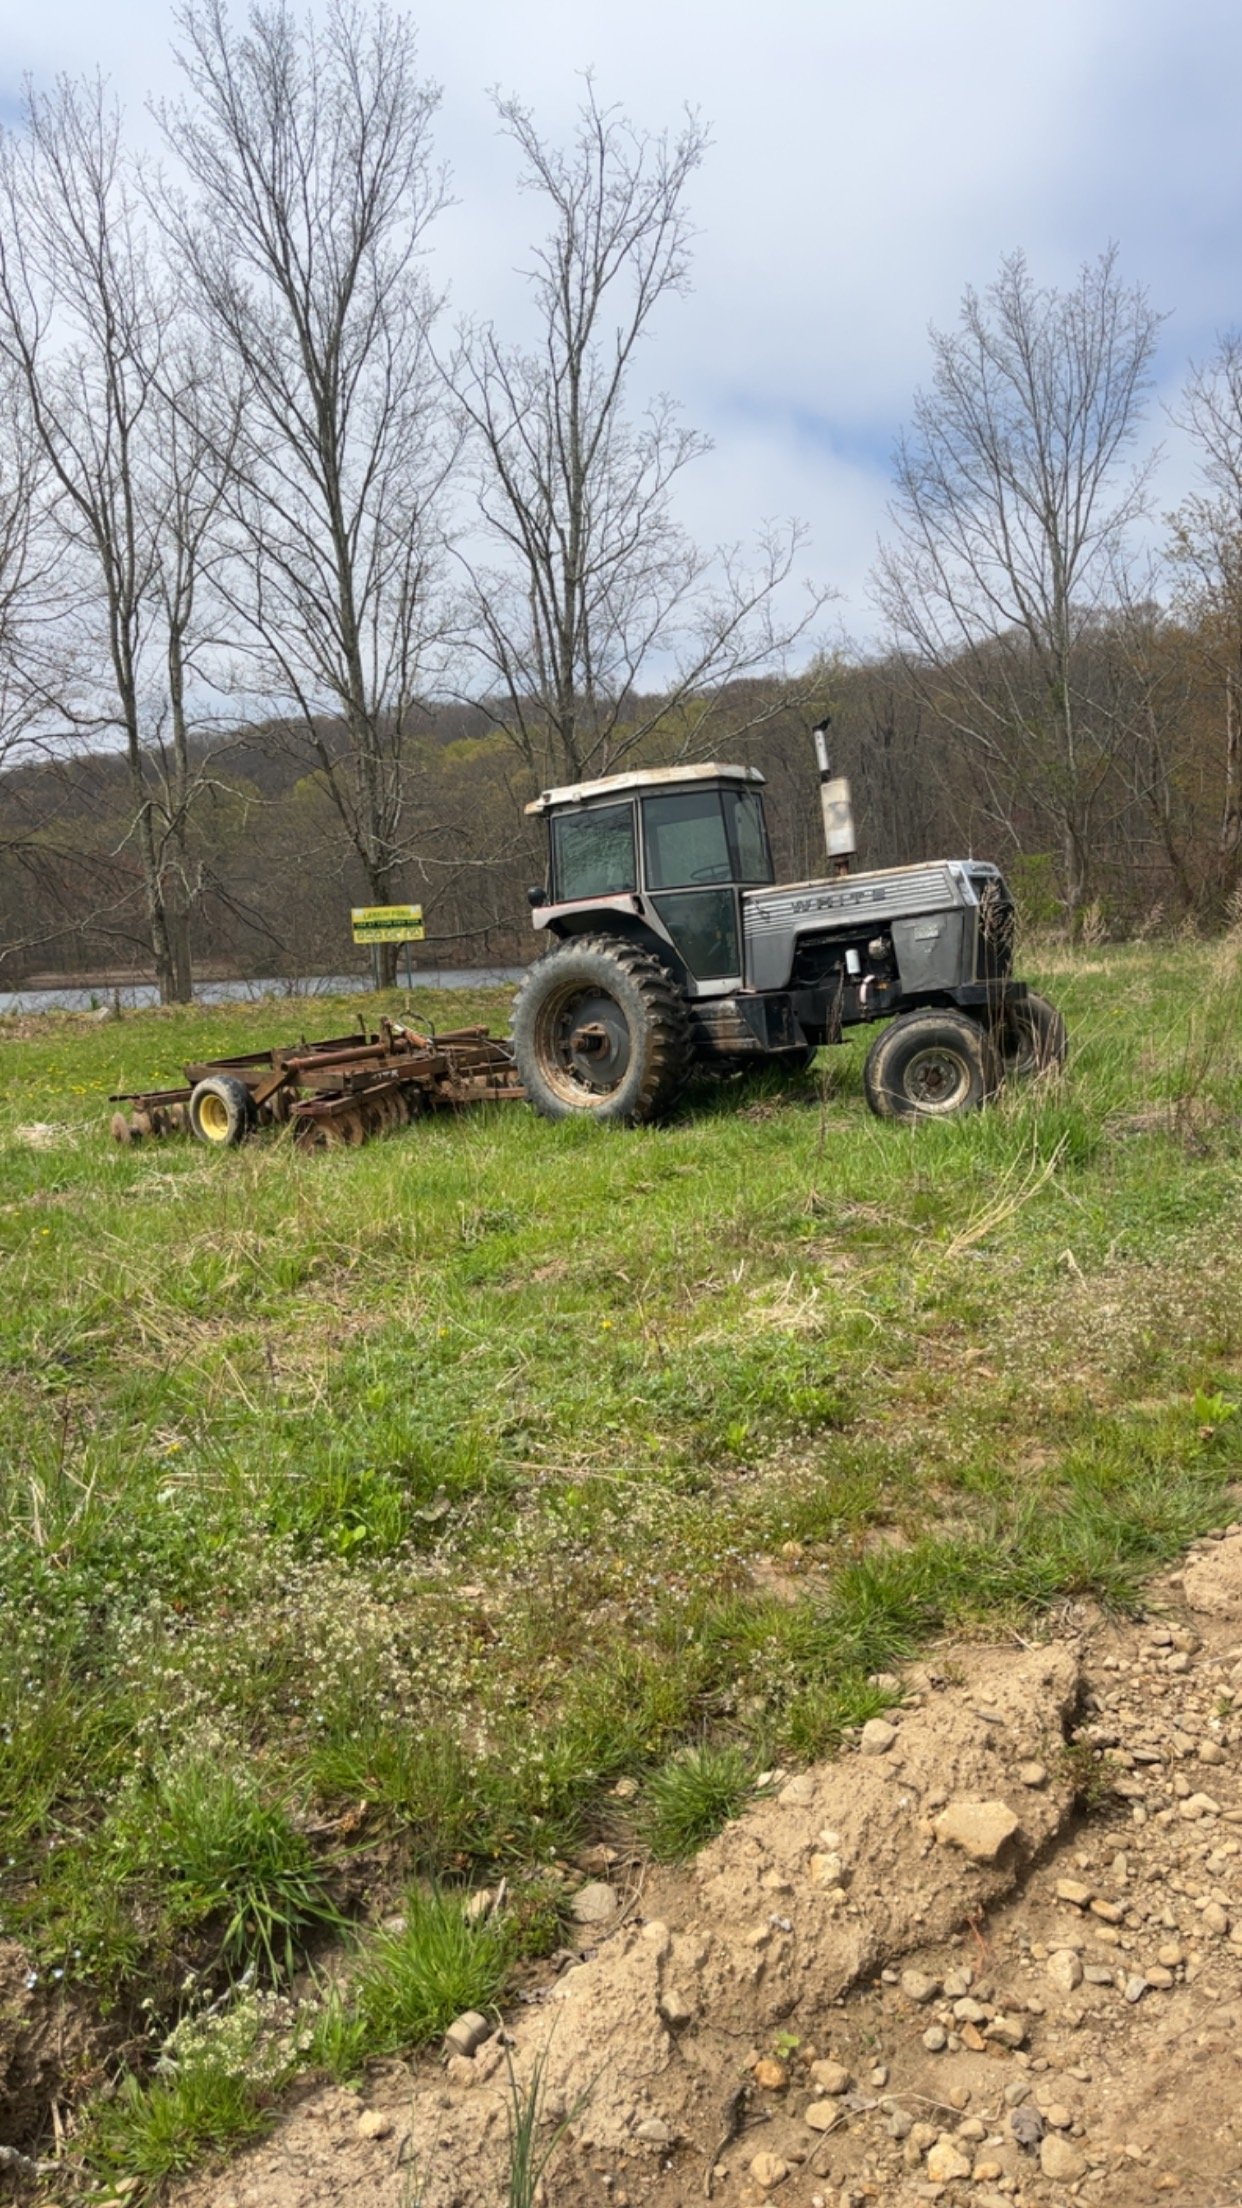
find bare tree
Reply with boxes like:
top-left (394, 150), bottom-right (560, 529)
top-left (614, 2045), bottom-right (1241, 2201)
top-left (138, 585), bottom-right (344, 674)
top-left (875, 248), bottom-right (1162, 922)
top-left (452, 83), bottom-right (827, 790)
top-left (163, 0), bottom-right (455, 982)
top-left (0, 77), bottom-right (231, 999)
top-left (1167, 333), bottom-right (1242, 892)
top-left (0, 369), bottom-right (60, 790)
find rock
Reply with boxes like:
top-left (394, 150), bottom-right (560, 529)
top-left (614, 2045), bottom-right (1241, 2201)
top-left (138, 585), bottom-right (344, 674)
top-left (985, 2013), bottom-right (1027, 2048)
top-left (804, 2100), bottom-right (843, 2131)
top-left (1202, 1902), bottom-right (1230, 1935)
top-left (1199, 1739), bottom-right (1226, 1765)
top-left (778, 1774), bottom-right (817, 1807)
top-left (952, 1996), bottom-right (989, 2023)
top-left (570, 1881), bottom-right (619, 1925)
top-left (860, 1718), bottom-right (899, 1755)
top-left (808, 2060), bottom-right (851, 2095)
top-left (754, 2058), bottom-right (788, 2091)
top-left (659, 1987), bottom-right (694, 2029)
top-left (926, 2136), bottom-right (973, 2182)
top-left (901, 1968), bottom-right (940, 2003)
top-left (1018, 1760), bottom-right (1049, 1787)
top-left (749, 2149), bottom-right (789, 2190)
top-left (1042, 2104), bottom-right (1073, 2130)
top-left (444, 2011), bottom-right (492, 2059)
top-left (357, 2110), bottom-right (394, 2140)
top-left (1123, 1974), bottom-right (1147, 2003)
top-left (1056, 1878), bottom-right (1094, 1907)
top-left (1010, 2106), bottom-right (1045, 2151)
top-left (933, 1798), bottom-right (1020, 1862)
top-left (1145, 1965), bottom-right (1175, 1989)
top-left (1041, 2133), bottom-right (1088, 2181)
top-left (1181, 1532), bottom-right (1242, 1619)
top-left (922, 2024), bottom-right (948, 2052)
top-left (633, 2117), bottom-right (674, 2146)
top-left (1047, 1948), bottom-right (1084, 1993)
top-left (1180, 1793), bottom-right (1221, 1821)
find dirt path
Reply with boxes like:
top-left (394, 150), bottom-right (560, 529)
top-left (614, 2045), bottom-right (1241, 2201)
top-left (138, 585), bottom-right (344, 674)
top-left (135, 1526), bottom-right (1242, 2206)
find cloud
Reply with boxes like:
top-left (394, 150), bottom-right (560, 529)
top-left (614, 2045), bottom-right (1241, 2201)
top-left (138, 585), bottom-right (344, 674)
top-left (8, 0), bottom-right (1242, 642)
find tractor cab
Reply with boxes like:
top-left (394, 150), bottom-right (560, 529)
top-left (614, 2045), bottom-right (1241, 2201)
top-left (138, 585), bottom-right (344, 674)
top-left (528, 763), bottom-right (774, 988)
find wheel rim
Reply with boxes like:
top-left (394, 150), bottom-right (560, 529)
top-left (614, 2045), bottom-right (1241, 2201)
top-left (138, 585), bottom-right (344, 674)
top-left (901, 1044), bottom-right (973, 1114)
top-left (197, 1090), bottom-right (232, 1142)
top-left (535, 982), bottom-right (634, 1104)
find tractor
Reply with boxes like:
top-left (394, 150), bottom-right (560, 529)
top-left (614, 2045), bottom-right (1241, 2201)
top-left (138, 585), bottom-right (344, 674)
top-left (510, 722), bottom-right (1065, 1124)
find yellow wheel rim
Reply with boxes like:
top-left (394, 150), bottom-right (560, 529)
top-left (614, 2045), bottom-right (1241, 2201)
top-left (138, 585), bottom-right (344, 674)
top-left (197, 1091), bottom-right (232, 1142)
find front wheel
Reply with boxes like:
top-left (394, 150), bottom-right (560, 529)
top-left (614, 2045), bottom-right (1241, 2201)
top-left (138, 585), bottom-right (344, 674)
top-left (511, 936), bottom-right (691, 1125)
top-left (863, 1009), bottom-right (998, 1122)
top-left (993, 991), bottom-right (1067, 1081)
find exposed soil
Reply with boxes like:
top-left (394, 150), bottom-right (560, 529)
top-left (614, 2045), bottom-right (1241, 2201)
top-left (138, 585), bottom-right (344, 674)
top-left (0, 1943), bottom-right (104, 2182)
top-left (20, 1525), bottom-right (1242, 2208)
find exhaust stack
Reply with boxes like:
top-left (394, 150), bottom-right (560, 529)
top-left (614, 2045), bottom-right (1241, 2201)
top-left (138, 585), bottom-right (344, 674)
top-left (812, 716), bottom-right (855, 875)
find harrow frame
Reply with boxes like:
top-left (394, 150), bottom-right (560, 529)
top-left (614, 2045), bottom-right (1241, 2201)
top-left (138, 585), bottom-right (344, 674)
top-left (109, 1019), bottom-right (524, 1149)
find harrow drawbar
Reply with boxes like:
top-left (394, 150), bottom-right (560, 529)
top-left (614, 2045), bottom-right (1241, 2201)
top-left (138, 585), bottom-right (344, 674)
top-left (110, 1019), bottom-right (524, 1151)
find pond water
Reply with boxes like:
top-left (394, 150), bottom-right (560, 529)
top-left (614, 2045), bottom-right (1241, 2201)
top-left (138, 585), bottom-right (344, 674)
top-left (0, 967), bottom-right (527, 1016)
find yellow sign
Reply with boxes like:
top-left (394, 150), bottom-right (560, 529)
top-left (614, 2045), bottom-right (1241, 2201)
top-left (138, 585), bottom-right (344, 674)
top-left (351, 903), bottom-right (425, 945)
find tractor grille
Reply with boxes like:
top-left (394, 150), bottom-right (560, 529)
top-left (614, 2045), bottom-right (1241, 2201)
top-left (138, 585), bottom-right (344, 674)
top-left (744, 863), bottom-right (960, 942)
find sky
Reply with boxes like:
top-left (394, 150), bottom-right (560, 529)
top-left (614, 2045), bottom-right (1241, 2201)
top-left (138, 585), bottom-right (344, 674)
top-left (6, 0), bottom-right (1242, 646)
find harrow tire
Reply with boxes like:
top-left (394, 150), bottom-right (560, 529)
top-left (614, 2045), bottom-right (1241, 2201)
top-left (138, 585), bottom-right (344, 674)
top-left (188, 1074), bottom-right (256, 1148)
top-left (512, 935), bottom-right (691, 1125)
top-left (993, 990), bottom-right (1067, 1081)
top-left (863, 1009), bottom-right (998, 1123)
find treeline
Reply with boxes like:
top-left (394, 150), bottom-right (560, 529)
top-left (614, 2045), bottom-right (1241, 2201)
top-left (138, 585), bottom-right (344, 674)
top-left (2, 5), bottom-right (1242, 992)
top-left (3, 603), bottom-right (1238, 987)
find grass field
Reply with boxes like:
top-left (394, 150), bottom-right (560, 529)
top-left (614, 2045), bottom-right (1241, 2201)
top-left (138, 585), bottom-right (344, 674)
top-left (3, 944), bottom-right (1242, 2183)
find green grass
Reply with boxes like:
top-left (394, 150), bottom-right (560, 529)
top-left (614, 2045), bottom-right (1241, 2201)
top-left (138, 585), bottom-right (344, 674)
top-left (308, 1885), bottom-right (512, 2077)
top-left (642, 1744), bottom-right (755, 1860)
top-left (3, 946), bottom-right (1242, 2172)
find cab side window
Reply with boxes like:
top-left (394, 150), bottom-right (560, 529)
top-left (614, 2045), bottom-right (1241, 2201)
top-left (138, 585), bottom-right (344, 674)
top-left (552, 803), bottom-right (636, 900)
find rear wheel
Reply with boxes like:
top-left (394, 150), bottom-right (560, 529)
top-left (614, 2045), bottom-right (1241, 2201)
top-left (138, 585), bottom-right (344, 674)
top-left (863, 1009), bottom-right (998, 1122)
top-left (512, 936), bottom-right (691, 1124)
top-left (189, 1073), bottom-right (256, 1147)
top-left (993, 991), bottom-right (1067, 1081)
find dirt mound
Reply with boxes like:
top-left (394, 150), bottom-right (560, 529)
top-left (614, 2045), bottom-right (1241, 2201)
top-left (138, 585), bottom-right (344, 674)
top-left (0, 1939), bottom-right (88, 2158)
top-left (163, 1528), bottom-right (1242, 2208)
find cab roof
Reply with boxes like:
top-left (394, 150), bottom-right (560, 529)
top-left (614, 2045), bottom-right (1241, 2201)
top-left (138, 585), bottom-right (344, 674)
top-left (525, 762), bottom-right (765, 816)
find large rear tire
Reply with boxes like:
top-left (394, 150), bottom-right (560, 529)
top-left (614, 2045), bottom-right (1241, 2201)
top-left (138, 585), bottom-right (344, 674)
top-left (863, 1009), bottom-right (998, 1122)
top-left (994, 991), bottom-right (1067, 1081)
top-left (512, 937), bottom-right (691, 1124)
